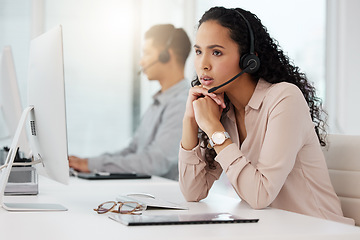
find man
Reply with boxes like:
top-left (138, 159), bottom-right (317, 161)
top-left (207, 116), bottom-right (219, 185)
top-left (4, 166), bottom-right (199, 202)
top-left (69, 24), bottom-right (191, 180)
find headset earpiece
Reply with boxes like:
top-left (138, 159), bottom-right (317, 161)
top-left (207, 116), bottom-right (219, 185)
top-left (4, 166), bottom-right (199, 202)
top-left (236, 9), bottom-right (260, 74)
top-left (158, 28), bottom-right (176, 64)
top-left (239, 53), bottom-right (260, 73)
top-left (158, 50), bottom-right (170, 63)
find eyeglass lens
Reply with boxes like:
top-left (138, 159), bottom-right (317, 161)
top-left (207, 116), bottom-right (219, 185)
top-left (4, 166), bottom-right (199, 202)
top-left (96, 201), bottom-right (116, 214)
top-left (94, 201), bottom-right (145, 214)
top-left (119, 202), bottom-right (142, 214)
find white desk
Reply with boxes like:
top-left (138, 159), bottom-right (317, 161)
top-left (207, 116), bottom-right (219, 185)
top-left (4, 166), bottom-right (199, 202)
top-left (1, 176), bottom-right (360, 240)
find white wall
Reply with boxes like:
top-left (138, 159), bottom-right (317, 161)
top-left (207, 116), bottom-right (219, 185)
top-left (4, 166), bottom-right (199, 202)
top-left (326, 0), bottom-right (360, 134)
top-left (3, 0), bottom-right (352, 159)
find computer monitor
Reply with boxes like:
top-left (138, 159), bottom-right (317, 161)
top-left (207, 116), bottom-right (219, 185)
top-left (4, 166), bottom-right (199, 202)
top-left (0, 25), bottom-right (69, 211)
top-left (0, 46), bottom-right (30, 156)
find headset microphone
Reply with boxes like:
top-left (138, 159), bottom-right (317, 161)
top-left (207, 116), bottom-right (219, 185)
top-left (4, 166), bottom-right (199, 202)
top-left (207, 64), bottom-right (253, 93)
top-left (138, 59), bottom-right (159, 75)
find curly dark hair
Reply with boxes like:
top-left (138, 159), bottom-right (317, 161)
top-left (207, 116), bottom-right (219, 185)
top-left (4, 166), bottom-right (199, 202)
top-left (192, 7), bottom-right (327, 169)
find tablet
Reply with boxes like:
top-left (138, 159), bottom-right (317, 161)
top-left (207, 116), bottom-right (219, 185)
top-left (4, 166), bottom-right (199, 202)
top-left (76, 172), bottom-right (151, 180)
top-left (109, 212), bottom-right (259, 226)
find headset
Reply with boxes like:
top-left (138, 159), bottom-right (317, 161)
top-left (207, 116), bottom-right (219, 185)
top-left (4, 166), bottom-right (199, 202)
top-left (139, 28), bottom-right (176, 74)
top-left (208, 9), bottom-right (260, 93)
top-left (237, 10), bottom-right (260, 73)
top-left (158, 28), bottom-right (176, 63)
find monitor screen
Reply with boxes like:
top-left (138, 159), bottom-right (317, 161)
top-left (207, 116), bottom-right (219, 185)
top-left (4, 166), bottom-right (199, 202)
top-left (27, 25), bottom-right (69, 185)
top-left (0, 46), bottom-right (30, 156)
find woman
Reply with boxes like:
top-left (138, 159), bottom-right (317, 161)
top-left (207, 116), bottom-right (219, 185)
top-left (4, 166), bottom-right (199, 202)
top-left (179, 6), bottom-right (354, 225)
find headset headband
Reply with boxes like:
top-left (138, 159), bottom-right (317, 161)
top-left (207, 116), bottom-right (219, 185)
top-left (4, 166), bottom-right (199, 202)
top-left (234, 10), bottom-right (255, 54)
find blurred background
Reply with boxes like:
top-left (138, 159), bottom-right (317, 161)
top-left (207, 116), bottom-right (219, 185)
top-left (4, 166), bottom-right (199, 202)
top-left (0, 0), bottom-right (359, 158)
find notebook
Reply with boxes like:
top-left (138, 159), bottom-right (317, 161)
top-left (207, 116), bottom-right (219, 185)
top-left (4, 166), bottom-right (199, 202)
top-left (109, 212), bottom-right (259, 226)
top-left (75, 172), bottom-right (151, 180)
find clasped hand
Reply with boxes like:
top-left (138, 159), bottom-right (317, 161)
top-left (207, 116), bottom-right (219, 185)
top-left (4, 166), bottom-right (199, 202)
top-left (184, 85), bottom-right (226, 135)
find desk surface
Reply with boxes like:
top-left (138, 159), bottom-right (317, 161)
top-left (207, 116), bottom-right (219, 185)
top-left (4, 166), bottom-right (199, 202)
top-left (1, 176), bottom-right (360, 240)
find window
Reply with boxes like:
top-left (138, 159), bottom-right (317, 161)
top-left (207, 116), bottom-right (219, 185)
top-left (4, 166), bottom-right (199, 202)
top-left (195, 0), bottom-right (326, 100)
top-left (0, 0), bottom-right (326, 158)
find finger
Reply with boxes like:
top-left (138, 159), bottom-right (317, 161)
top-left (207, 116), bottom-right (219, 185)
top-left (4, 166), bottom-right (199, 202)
top-left (206, 93), bottom-right (226, 108)
top-left (213, 92), bottom-right (226, 108)
top-left (191, 86), bottom-right (218, 99)
top-left (69, 160), bottom-right (76, 168)
top-left (190, 86), bottom-right (226, 109)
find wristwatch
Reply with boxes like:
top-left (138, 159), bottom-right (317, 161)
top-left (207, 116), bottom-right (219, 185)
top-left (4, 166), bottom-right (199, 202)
top-left (209, 131), bottom-right (230, 148)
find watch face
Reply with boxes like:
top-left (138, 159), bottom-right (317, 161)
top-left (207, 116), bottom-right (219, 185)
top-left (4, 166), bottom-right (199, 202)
top-left (213, 132), bottom-right (226, 145)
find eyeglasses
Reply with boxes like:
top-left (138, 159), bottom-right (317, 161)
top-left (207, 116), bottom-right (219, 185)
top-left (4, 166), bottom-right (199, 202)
top-left (93, 201), bottom-right (146, 215)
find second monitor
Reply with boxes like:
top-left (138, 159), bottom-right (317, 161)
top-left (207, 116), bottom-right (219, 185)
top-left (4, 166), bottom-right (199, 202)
top-left (0, 25), bottom-right (69, 211)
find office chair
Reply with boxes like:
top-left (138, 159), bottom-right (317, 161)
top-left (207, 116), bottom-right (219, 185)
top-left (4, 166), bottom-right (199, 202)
top-left (322, 134), bottom-right (360, 226)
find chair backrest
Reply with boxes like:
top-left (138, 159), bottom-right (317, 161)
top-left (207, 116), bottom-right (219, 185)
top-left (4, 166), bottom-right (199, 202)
top-left (322, 134), bottom-right (360, 226)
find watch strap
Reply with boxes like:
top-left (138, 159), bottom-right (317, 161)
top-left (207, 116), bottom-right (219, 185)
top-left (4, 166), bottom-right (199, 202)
top-left (209, 131), bottom-right (230, 148)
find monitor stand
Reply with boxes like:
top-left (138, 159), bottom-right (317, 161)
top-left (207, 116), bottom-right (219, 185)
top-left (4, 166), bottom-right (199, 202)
top-left (0, 106), bottom-right (67, 211)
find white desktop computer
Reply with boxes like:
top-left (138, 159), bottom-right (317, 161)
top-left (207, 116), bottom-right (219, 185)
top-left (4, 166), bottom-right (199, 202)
top-left (0, 46), bottom-right (37, 195)
top-left (0, 25), bottom-right (69, 211)
top-left (0, 46), bottom-right (30, 156)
